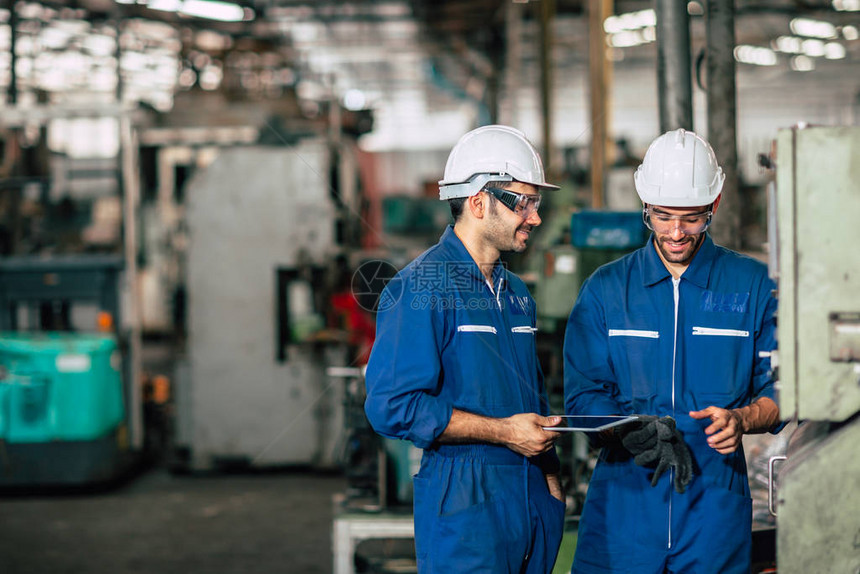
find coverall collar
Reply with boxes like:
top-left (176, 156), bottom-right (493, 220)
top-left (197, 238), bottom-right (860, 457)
top-left (441, 225), bottom-right (506, 286)
top-left (642, 233), bottom-right (716, 289)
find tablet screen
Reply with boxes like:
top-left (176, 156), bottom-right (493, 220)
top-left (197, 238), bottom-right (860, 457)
top-left (542, 415), bottom-right (640, 432)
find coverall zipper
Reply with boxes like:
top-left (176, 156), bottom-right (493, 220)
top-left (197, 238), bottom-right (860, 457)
top-left (669, 277), bottom-right (680, 550)
top-left (486, 274), bottom-right (533, 561)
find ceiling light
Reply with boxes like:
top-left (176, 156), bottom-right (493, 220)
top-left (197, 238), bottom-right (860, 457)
top-left (147, 0), bottom-right (250, 21)
top-left (843, 25), bottom-right (859, 40)
top-left (198, 65), bottom-right (222, 90)
top-left (604, 9), bottom-right (656, 34)
top-left (687, 2), bottom-right (704, 16)
top-left (790, 18), bottom-right (837, 39)
top-left (790, 55), bottom-right (815, 71)
top-left (343, 89), bottom-right (366, 111)
top-left (148, 0), bottom-right (181, 12)
top-left (607, 30), bottom-right (645, 48)
top-left (734, 45), bottom-right (778, 66)
top-left (801, 38), bottom-right (826, 57)
top-left (180, 0), bottom-right (250, 22)
top-left (773, 36), bottom-right (803, 54)
top-left (824, 42), bottom-right (847, 59)
top-left (833, 0), bottom-right (860, 11)
top-left (642, 27), bottom-right (656, 42)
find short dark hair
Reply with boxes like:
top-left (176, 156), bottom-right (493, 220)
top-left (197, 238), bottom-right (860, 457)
top-left (449, 197), bottom-right (468, 221)
top-left (448, 180), bottom-right (512, 222)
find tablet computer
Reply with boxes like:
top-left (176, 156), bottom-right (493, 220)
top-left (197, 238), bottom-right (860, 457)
top-left (542, 415), bottom-right (640, 432)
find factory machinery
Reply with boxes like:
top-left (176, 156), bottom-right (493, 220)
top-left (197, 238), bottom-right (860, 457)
top-left (0, 105), bottom-right (145, 488)
top-left (171, 138), bottom-right (368, 472)
top-left (768, 125), bottom-right (860, 574)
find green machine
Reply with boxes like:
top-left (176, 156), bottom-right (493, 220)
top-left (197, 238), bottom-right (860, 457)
top-left (769, 126), bottom-right (860, 573)
top-left (0, 256), bottom-right (136, 487)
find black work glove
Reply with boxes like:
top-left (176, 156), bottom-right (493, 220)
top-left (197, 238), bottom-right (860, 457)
top-left (620, 415), bottom-right (693, 494)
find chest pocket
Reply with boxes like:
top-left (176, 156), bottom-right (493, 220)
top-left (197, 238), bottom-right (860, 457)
top-left (607, 314), bottom-right (660, 400)
top-left (687, 324), bottom-right (752, 403)
top-left (452, 325), bottom-right (516, 410)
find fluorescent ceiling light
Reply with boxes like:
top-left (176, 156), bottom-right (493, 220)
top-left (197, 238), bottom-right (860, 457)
top-left (607, 30), bottom-right (648, 48)
top-left (604, 9), bottom-right (656, 34)
top-left (148, 0), bottom-right (181, 12)
top-left (734, 45), bottom-right (778, 66)
top-left (181, 0), bottom-right (249, 22)
top-left (773, 36), bottom-right (803, 54)
top-left (824, 42), bottom-right (847, 59)
top-left (687, 2), bottom-right (704, 16)
top-left (833, 0), bottom-right (860, 11)
top-left (147, 0), bottom-right (249, 21)
top-left (790, 55), bottom-right (815, 71)
top-left (802, 38), bottom-right (826, 57)
top-left (343, 89), bottom-right (366, 111)
top-left (790, 18), bottom-right (837, 39)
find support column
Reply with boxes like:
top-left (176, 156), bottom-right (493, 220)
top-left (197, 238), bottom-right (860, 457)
top-left (539, 0), bottom-right (555, 172)
top-left (588, 0), bottom-right (613, 208)
top-left (501, 0), bottom-right (524, 127)
top-left (656, 0), bottom-right (693, 132)
top-left (705, 0), bottom-right (740, 249)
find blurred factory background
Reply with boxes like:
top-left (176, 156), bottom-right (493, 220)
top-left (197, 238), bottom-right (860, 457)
top-left (0, 0), bottom-right (857, 573)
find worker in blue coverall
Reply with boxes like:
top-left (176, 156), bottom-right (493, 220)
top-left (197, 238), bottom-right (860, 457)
top-left (365, 125), bottom-right (566, 573)
top-left (563, 129), bottom-right (782, 574)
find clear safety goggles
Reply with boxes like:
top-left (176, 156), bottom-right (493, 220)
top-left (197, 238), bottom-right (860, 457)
top-left (485, 187), bottom-right (542, 219)
top-left (643, 207), bottom-right (712, 235)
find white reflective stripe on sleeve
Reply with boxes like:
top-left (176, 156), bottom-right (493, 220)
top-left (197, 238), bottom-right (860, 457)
top-left (457, 325), bottom-right (498, 334)
top-left (608, 329), bottom-right (659, 338)
top-left (692, 326), bottom-right (749, 337)
top-left (511, 326), bottom-right (538, 334)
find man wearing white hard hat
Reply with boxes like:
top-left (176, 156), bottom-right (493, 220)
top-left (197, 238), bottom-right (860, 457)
top-left (365, 125), bottom-right (566, 573)
top-left (562, 129), bottom-right (782, 573)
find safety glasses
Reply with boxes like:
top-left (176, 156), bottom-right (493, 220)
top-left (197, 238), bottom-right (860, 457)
top-left (643, 207), bottom-right (713, 235)
top-left (485, 187), bottom-right (542, 219)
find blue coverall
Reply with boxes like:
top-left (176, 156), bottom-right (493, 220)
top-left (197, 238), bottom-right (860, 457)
top-left (563, 235), bottom-right (778, 574)
top-left (365, 225), bottom-right (565, 573)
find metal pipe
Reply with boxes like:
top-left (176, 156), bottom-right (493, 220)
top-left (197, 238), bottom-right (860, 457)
top-left (705, 0), bottom-right (741, 249)
top-left (486, 27), bottom-right (503, 125)
top-left (539, 0), bottom-right (555, 172)
top-left (114, 14), bottom-right (124, 102)
top-left (656, 0), bottom-right (693, 132)
top-left (8, 4), bottom-right (17, 104)
top-left (502, 1), bottom-right (523, 127)
top-left (120, 116), bottom-right (144, 450)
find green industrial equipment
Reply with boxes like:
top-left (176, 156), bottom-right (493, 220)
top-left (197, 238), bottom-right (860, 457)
top-left (0, 256), bottom-right (136, 487)
top-left (0, 333), bottom-right (124, 443)
top-left (770, 126), bottom-right (860, 574)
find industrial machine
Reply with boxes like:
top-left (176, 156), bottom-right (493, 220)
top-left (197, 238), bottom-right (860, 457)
top-left (173, 142), bottom-right (352, 471)
top-left (768, 126), bottom-right (860, 573)
top-left (0, 105), bottom-right (145, 488)
top-left (0, 256), bottom-right (136, 486)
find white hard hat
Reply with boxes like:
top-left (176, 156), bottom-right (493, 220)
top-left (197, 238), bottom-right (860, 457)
top-left (634, 129), bottom-right (725, 207)
top-left (438, 125), bottom-right (559, 200)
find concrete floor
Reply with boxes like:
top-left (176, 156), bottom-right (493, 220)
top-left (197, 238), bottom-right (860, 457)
top-left (0, 467), bottom-right (347, 574)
